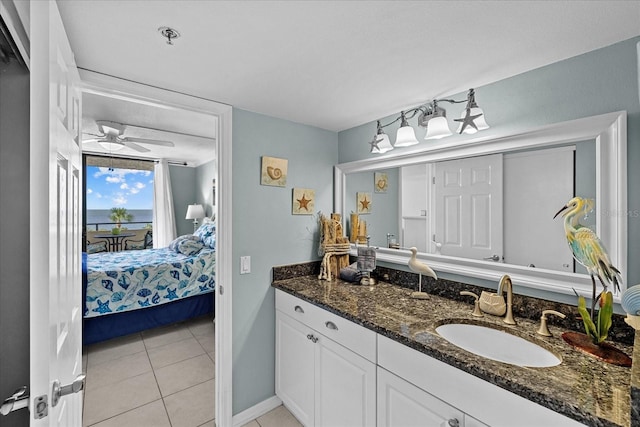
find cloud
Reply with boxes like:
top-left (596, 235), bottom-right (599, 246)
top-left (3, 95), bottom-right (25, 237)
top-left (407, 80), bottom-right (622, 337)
top-left (87, 188), bottom-right (93, 194)
top-left (95, 193), bottom-right (102, 199)
top-left (120, 183), bottom-right (129, 190)
top-left (106, 176), bottom-right (122, 184)
top-left (112, 194), bottom-right (127, 206)
top-left (129, 187), bottom-right (140, 194)
top-left (135, 182), bottom-right (145, 189)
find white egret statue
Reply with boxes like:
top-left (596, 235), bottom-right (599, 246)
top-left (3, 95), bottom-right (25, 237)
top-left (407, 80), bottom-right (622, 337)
top-left (408, 247), bottom-right (438, 299)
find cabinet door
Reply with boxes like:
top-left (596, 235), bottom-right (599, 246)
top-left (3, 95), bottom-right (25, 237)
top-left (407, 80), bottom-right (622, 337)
top-left (276, 311), bottom-right (315, 427)
top-left (315, 335), bottom-right (376, 427)
top-left (377, 367), bottom-right (464, 427)
top-left (465, 415), bottom-right (490, 427)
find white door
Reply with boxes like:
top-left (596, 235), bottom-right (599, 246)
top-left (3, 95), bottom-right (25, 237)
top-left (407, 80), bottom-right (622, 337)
top-left (434, 154), bottom-right (503, 262)
top-left (30, 1), bottom-right (84, 425)
top-left (377, 368), bottom-right (464, 427)
top-left (315, 335), bottom-right (376, 427)
top-left (275, 311), bottom-right (315, 427)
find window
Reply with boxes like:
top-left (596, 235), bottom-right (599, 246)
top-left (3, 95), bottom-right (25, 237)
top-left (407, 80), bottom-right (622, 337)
top-left (84, 156), bottom-right (154, 234)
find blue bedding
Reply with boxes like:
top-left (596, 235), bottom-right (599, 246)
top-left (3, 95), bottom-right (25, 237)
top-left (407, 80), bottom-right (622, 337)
top-left (84, 247), bottom-right (215, 318)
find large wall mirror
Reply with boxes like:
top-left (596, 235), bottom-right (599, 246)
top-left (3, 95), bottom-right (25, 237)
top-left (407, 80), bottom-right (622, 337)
top-left (335, 111), bottom-right (627, 300)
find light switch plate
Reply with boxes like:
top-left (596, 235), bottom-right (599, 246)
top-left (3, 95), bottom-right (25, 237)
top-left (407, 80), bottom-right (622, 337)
top-left (240, 256), bottom-right (251, 274)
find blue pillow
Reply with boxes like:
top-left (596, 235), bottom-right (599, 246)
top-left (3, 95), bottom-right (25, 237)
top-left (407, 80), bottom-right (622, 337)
top-left (194, 222), bottom-right (216, 250)
top-left (169, 234), bottom-right (201, 252)
top-left (177, 239), bottom-right (205, 256)
top-left (87, 241), bottom-right (107, 254)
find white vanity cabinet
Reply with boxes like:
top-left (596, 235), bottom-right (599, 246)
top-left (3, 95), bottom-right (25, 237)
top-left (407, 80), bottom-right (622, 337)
top-left (377, 335), bottom-right (585, 427)
top-left (275, 290), bottom-right (377, 427)
top-left (275, 289), bottom-right (585, 427)
top-left (377, 367), bottom-right (468, 427)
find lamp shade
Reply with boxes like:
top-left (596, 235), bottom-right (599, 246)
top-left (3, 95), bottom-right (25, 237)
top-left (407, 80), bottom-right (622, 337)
top-left (456, 107), bottom-right (489, 134)
top-left (99, 141), bottom-right (124, 151)
top-left (425, 116), bottom-right (453, 140)
top-left (394, 125), bottom-right (419, 147)
top-left (185, 204), bottom-right (205, 220)
top-left (375, 133), bottom-right (394, 153)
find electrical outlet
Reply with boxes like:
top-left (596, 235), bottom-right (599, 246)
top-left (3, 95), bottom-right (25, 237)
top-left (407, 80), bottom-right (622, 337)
top-left (240, 256), bottom-right (251, 274)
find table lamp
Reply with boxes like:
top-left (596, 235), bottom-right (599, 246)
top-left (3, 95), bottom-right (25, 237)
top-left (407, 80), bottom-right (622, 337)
top-left (185, 204), bottom-right (205, 233)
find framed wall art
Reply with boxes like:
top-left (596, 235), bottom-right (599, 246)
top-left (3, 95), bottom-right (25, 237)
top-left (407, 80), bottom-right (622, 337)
top-left (357, 192), bottom-right (372, 214)
top-left (374, 172), bottom-right (388, 193)
top-left (261, 156), bottom-right (288, 187)
top-left (292, 188), bottom-right (315, 215)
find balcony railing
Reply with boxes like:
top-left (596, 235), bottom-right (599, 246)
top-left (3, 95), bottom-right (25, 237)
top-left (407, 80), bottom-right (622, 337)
top-left (85, 221), bottom-right (152, 231)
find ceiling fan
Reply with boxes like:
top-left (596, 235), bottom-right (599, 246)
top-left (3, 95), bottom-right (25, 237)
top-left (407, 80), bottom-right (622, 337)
top-left (82, 120), bottom-right (175, 153)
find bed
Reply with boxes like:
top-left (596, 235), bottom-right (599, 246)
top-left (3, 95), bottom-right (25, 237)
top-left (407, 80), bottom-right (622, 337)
top-left (83, 222), bottom-right (216, 344)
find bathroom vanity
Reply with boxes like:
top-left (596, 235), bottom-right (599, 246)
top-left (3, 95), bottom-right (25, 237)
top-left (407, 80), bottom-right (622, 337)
top-left (273, 269), bottom-right (631, 427)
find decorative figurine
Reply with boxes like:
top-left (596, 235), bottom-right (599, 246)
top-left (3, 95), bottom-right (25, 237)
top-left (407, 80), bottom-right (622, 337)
top-left (408, 247), bottom-right (437, 299)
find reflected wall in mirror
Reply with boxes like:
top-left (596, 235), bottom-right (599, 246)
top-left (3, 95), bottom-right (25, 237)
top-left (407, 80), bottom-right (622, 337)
top-left (345, 143), bottom-right (596, 275)
top-left (334, 111), bottom-right (626, 299)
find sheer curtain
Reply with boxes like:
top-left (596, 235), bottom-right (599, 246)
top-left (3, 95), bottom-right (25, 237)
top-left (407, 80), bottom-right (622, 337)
top-left (153, 159), bottom-right (177, 248)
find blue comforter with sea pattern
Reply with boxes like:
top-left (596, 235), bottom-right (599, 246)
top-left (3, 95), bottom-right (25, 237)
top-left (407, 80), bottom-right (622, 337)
top-left (84, 247), bottom-right (215, 318)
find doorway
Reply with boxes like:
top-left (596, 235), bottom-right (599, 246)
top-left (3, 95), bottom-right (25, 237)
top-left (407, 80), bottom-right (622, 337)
top-left (79, 70), bottom-right (232, 426)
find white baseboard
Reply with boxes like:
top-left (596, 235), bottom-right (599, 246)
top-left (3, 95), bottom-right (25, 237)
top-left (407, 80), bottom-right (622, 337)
top-left (232, 395), bottom-right (283, 427)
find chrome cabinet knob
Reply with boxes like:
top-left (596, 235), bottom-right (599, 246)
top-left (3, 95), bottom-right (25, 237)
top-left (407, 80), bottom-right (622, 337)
top-left (448, 418), bottom-right (460, 427)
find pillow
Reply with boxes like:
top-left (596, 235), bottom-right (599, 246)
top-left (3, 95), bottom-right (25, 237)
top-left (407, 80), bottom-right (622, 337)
top-left (87, 241), bottom-right (107, 254)
top-left (194, 222), bottom-right (216, 249)
top-left (169, 234), bottom-right (201, 252)
top-left (177, 238), bottom-right (205, 256)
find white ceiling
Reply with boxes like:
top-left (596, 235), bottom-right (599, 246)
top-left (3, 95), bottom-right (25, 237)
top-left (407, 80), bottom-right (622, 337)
top-left (58, 0), bottom-right (640, 133)
top-left (81, 91), bottom-right (217, 166)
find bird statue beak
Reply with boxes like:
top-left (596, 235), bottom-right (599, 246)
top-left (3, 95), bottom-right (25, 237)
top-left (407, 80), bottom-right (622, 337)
top-left (553, 204), bottom-right (569, 219)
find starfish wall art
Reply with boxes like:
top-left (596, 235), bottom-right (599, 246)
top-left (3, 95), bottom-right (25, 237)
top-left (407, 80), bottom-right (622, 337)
top-left (292, 188), bottom-right (315, 215)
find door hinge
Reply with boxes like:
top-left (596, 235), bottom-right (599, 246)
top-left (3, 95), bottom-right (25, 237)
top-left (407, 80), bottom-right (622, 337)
top-left (432, 176), bottom-right (435, 184)
top-left (219, 285), bottom-right (224, 295)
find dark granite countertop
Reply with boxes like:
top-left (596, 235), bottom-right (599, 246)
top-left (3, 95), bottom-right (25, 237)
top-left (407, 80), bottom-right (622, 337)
top-left (272, 272), bottom-right (632, 427)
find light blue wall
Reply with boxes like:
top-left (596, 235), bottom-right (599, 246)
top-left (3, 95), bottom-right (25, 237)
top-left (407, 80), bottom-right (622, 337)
top-left (169, 165), bottom-right (197, 236)
top-left (232, 108), bottom-right (338, 414)
top-left (338, 37), bottom-right (640, 297)
top-left (345, 169), bottom-right (399, 247)
top-left (196, 159), bottom-right (216, 218)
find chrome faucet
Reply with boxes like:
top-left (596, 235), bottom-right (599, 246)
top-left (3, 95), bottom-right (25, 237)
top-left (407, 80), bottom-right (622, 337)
top-left (498, 275), bottom-right (516, 325)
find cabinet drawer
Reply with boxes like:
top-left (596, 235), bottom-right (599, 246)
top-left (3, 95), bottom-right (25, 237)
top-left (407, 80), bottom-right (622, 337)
top-left (276, 290), bottom-right (377, 363)
top-left (276, 289), bottom-right (315, 323)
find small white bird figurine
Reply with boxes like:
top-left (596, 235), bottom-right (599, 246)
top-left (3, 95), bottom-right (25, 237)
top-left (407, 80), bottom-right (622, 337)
top-left (408, 247), bottom-right (438, 299)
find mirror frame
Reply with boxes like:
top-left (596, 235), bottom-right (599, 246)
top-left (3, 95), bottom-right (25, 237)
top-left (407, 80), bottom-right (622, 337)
top-left (335, 111), bottom-right (627, 300)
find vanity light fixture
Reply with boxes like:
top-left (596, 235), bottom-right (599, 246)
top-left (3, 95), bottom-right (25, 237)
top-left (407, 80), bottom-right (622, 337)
top-left (369, 121), bottom-right (394, 154)
top-left (369, 88), bottom-right (489, 153)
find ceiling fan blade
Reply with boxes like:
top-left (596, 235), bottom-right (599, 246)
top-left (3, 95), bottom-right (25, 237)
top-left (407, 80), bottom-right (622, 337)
top-left (83, 132), bottom-right (104, 138)
top-left (122, 140), bottom-right (151, 152)
top-left (122, 137), bottom-right (174, 147)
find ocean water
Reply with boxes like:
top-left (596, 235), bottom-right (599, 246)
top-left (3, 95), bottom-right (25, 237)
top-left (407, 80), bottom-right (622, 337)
top-left (86, 209), bottom-right (153, 230)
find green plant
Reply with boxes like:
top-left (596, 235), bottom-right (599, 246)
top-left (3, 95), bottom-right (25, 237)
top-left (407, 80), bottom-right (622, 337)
top-left (109, 207), bottom-right (133, 228)
top-left (576, 291), bottom-right (613, 344)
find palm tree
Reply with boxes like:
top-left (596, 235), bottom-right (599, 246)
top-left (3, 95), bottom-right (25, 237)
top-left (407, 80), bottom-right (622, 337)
top-left (109, 207), bottom-right (134, 229)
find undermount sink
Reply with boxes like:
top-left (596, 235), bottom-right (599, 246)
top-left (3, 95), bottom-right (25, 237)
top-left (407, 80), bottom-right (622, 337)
top-left (435, 323), bottom-right (561, 368)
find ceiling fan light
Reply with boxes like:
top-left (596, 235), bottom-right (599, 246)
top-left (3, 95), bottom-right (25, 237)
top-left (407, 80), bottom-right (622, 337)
top-left (98, 141), bottom-right (124, 151)
top-left (425, 116), bottom-right (452, 140)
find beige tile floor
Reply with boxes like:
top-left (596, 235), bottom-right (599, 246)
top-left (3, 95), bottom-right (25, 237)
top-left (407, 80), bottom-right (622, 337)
top-left (82, 315), bottom-right (301, 427)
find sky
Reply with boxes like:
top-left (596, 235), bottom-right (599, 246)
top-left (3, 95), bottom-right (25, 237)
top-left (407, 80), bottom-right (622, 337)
top-left (86, 166), bottom-right (154, 210)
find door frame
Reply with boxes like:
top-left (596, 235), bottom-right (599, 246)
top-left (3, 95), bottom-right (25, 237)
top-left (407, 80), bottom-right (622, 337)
top-left (79, 69), bottom-right (233, 426)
